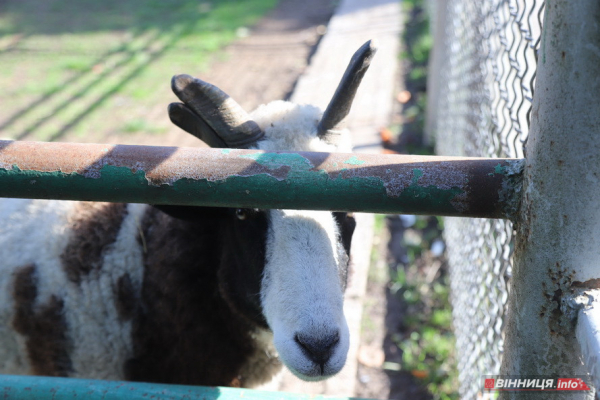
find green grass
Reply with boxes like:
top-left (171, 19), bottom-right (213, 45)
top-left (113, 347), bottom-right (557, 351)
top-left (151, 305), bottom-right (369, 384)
top-left (368, 214), bottom-right (389, 285)
top-left (121, 118), bottom-right (167, 135)
top-left (389, 217), bottom-right (459, 400)
top-left (0, 0), bottom-right (277, 142)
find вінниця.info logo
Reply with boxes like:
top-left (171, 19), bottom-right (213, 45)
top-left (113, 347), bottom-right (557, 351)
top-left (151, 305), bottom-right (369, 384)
top-left (483, 376), bottom-right (593, 392)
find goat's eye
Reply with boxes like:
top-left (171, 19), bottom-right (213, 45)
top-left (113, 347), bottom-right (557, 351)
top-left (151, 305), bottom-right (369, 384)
top-left (235, 209), bottom-right (247, 220)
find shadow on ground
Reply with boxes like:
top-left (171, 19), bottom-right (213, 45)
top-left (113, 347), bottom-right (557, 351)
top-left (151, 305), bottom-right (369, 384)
top-left (1, 0), bottom-right (327, 144)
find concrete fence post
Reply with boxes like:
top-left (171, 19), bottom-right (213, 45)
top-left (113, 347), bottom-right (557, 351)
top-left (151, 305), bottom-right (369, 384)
top-left (500, 0), bottom-right (600, 398)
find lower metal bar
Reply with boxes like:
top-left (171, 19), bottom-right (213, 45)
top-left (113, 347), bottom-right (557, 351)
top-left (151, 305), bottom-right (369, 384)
top-left (0, 140), bottom-right (523, 218)
top-left (0, 375), bottom-right (360, 400)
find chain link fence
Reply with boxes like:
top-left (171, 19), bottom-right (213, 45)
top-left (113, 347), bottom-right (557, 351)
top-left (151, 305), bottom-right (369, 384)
top-left (427, 0), bottom-right (544, 398)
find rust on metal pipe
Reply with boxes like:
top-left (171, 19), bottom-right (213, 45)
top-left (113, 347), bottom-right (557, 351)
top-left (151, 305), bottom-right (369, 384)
top-left (0, 140), bottom-right (523, 218)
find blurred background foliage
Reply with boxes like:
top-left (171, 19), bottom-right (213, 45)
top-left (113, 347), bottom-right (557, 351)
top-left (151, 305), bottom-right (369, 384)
top-left (380, 0), bottom-right (459, 398)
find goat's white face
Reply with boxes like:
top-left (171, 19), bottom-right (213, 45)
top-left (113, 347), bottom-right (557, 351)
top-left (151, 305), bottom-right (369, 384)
top-left (261, 210), bottom-right (349, 380)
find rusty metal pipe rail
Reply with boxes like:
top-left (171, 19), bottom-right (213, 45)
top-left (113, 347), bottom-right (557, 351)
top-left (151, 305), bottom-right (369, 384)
top-left (0, 140), bottom-right (523, 218)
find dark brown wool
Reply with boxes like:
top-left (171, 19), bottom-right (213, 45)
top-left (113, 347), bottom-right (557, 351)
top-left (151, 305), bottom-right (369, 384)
top-left (12, 264), bottom-right (72, 376)
top-left (115, 273), bottom-right (138, 321)
top-left (125, 207), bottom-right (261, 386)
top-left (61, 202), bottom-right (128, 283)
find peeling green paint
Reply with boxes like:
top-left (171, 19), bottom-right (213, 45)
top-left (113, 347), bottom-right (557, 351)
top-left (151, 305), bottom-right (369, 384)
top-left (344, 156), bottom-right (366, 165)
top-left (239, 152), bottom-right (313, 171)
top-left (400, 184), bottom-right (464, 212)
top-left (1, 164), bottom-right (150, 203)
top-left (411, 168), bottom-right (424, 183)
top-left (378, 168), bottom-right (466, 215)
top-left (0, 145), bottom-right (522, 218)
top-left (0, 160), bottom-right (466, 215)
top-left (488, 163), bottom-right (509, 177)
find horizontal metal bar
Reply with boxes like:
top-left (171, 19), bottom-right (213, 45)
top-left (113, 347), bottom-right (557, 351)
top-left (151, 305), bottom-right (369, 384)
top-left (0, 140), bottom-right (523, 218)
top-left (0, 375), bottom-right (362, 400)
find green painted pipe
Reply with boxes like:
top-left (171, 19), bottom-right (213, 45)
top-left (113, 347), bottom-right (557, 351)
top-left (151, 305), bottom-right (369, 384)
top-left (0, 140), bottom-right (523, 218)
top-left (0, 375), bottom-right (364, 400)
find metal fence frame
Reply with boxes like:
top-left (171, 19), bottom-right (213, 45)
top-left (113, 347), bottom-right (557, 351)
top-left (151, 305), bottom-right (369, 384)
top-left (1, 1), bottom-right (600, 399)
top-left (0, 144), bottom-right (523, 400)
top-left (429, 0), bottom-right (600, 399)
top-left (0, 140), bottom-right (521, 218)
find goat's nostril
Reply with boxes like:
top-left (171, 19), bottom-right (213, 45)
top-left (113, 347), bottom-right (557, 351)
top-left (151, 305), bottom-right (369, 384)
top-left (294, 331), bottom-right (340, 367)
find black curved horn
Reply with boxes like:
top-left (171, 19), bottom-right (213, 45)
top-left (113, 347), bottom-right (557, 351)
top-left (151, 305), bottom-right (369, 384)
top-left (317, 40), bottom-right (377, 142)
top-left (170, 74), bottom-right (265, 148)
top-left (168, 102), bottom-right (227, 148)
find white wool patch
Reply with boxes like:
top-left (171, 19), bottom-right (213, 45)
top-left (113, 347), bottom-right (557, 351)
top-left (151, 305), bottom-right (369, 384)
top-left (260, 210), bottom-right (349, 380)
top-left (250, 101), bottom-right (352, 153)
top-left (0, 199), bottom-right (147, 380)
top-left (64, 203), bottom-right (147, 379)
top-left (0, 199), bottom-right (76, 374)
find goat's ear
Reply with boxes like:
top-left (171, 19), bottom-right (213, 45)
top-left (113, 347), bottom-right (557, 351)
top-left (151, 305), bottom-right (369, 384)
top-left (317, 40), bottom-right (377, 143)
top-left (168, 102), bottom-right (228, 148)
top-left (170, 75), bottom-right (264, 148)
top-left (153, 204), bottom-right (229, 221)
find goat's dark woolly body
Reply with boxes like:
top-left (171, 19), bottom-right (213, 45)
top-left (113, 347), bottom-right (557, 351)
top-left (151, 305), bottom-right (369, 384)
top-left (124, 206), bottom-right (262, 386)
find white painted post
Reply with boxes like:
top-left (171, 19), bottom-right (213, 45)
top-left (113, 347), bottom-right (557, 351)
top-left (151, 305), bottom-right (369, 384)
top-left (500, 0), bottom-right (600, 399)
top-left (424, 0), bottom-right (447, 145)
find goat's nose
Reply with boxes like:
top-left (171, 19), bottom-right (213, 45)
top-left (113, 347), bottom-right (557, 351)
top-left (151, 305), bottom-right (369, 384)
top-left (294, 331), bottom-right (340, 368)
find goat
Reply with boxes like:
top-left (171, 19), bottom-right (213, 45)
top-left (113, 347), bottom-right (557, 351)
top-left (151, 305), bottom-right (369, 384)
top-left (0, 41), bottom-right (375, 388)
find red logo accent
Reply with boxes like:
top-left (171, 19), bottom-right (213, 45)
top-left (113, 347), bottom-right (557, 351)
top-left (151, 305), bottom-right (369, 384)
top-left (484, 379), bottom-right (495, 389)
top-left (557, 378), bottom-right (591, 391)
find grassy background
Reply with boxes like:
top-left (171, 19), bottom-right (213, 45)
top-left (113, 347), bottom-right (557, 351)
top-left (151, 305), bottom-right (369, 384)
top-left (0, 0), bottom-right (277, 143)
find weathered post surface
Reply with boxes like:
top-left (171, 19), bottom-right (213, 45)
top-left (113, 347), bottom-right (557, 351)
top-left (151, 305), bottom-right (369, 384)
top-left (501, 0), bottom-right (600, 398)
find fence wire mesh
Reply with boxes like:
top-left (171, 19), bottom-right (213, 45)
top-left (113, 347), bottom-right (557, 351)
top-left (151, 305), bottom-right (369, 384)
top-left (428, 0), bottom-right (544, 398)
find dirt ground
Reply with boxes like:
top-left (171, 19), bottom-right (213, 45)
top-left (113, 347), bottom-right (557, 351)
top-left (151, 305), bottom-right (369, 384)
top-left (96, 0), bottom-right (337, 148)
